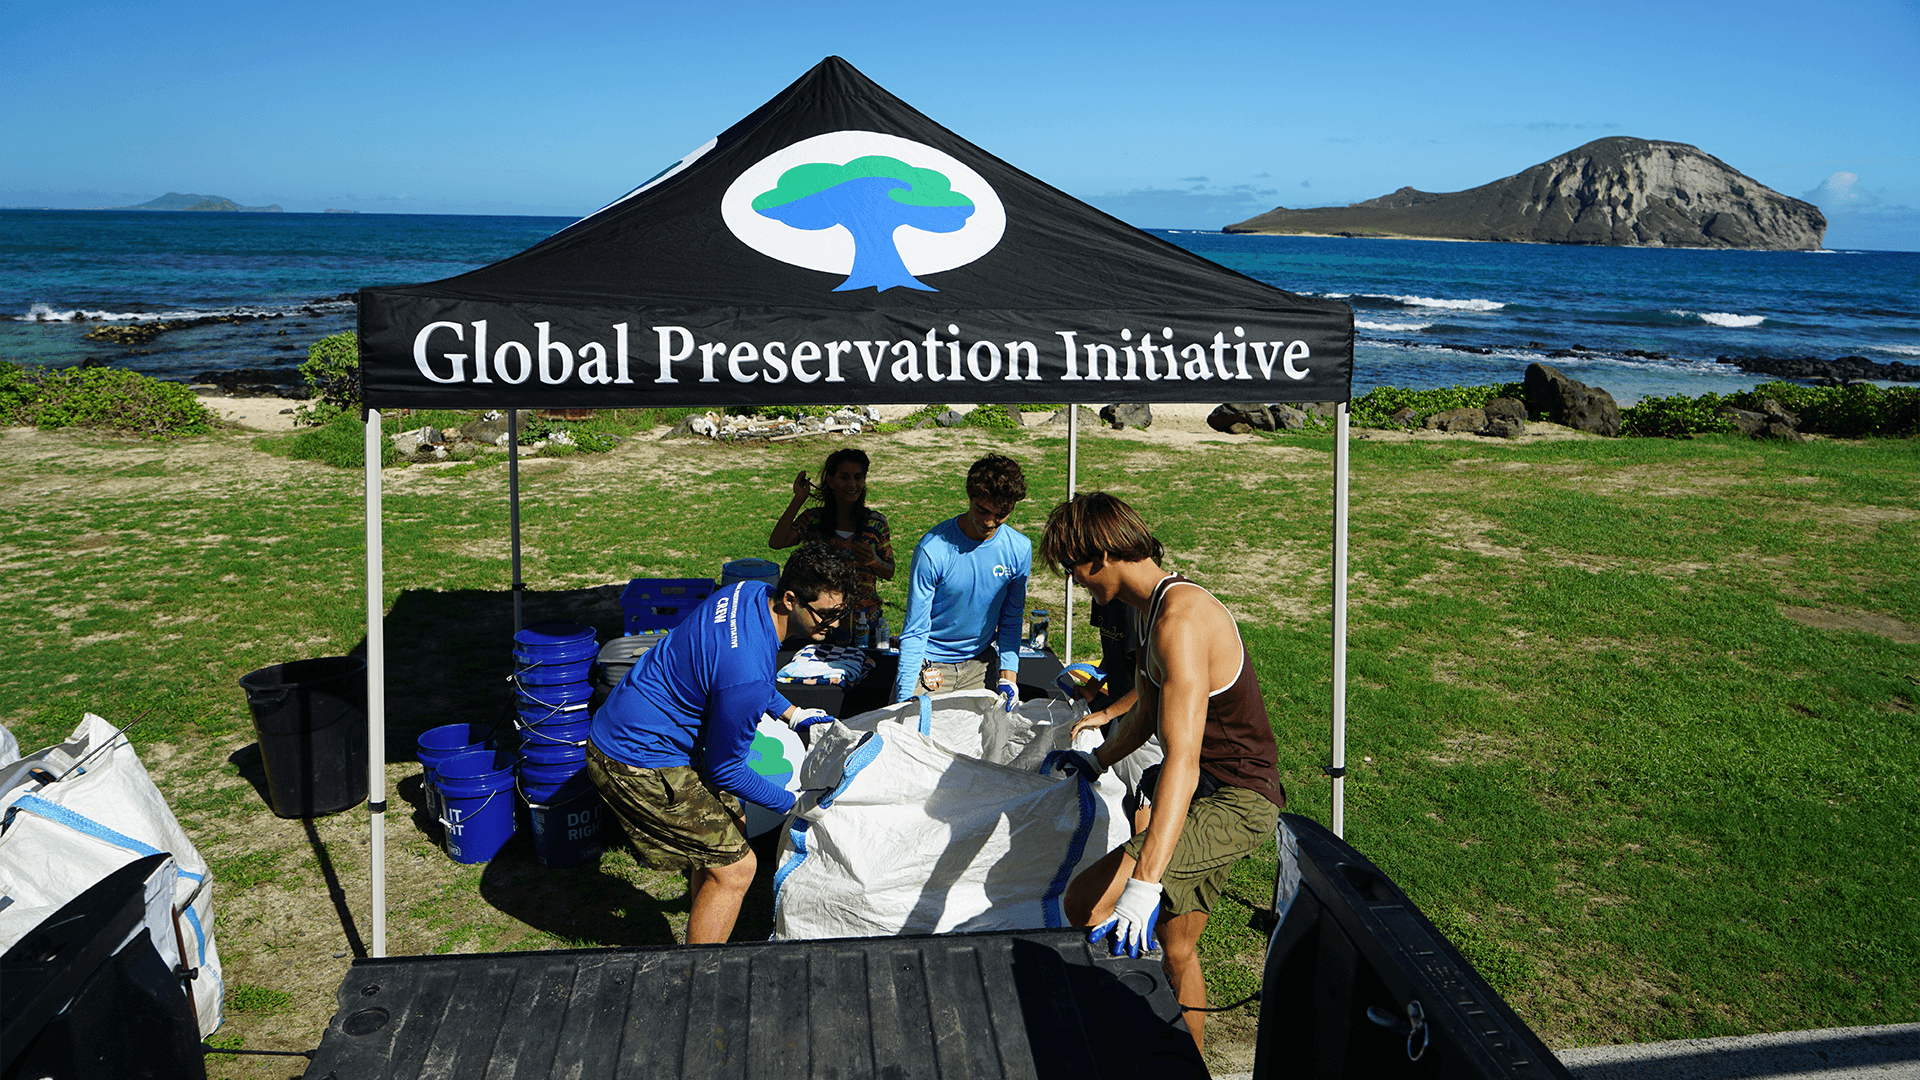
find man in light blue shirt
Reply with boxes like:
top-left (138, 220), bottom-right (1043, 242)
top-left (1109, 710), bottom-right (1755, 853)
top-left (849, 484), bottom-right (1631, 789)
top-left (892, 454), bottom-right (1031, 706)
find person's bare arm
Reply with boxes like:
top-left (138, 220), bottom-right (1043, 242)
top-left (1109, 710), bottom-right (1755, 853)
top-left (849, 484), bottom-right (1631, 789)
top-left (769, 471), bottom-right (810, 549)
top-left (1124, 594), bottom-right (1219, 886)
top-left (1071, 685), bottom-right (1140, 739)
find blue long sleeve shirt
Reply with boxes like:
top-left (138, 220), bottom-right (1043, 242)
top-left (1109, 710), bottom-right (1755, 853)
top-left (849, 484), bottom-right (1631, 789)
top-left (590, 580), bottom-right (797, 813)
top-left (892, 517), bottom-right (1031, 702)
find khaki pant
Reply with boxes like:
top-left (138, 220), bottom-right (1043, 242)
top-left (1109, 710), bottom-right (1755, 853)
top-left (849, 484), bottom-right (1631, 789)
top-left (914, 655), bottom-right (990, 695)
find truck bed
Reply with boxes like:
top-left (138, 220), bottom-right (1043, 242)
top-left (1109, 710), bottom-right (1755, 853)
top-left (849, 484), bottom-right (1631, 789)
top-left (302, 927), bottom-right (1207, 1079)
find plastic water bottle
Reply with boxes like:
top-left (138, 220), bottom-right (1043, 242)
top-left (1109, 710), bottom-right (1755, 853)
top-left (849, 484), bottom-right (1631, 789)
top-left (1029, 610), bottom-right (1050, 652)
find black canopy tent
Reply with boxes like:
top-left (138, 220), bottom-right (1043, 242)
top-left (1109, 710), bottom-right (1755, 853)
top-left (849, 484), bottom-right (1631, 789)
top-left (355, 57), bottom-right (1355, 955)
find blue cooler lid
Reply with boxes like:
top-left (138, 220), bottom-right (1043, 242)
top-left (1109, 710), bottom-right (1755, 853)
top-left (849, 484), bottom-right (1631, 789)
top-left (514, 620), bottom-right (596, 649)
top-left (720, 558), bottom-right (780, 586)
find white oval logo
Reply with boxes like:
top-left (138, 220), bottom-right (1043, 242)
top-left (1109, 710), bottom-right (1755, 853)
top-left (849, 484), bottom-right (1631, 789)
top-left (722, 131), bottom-right (1005, 293)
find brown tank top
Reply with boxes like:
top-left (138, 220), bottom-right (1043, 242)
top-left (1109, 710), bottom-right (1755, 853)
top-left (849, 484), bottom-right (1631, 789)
top-left (1142, 573), bottom-right (1286, 809)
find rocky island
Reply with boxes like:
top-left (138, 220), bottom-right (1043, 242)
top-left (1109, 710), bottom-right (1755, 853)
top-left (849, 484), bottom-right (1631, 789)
top-left (118, 192), bottom-right (284, 212)
top-left (1225, 137), bottom-right (1824, 250)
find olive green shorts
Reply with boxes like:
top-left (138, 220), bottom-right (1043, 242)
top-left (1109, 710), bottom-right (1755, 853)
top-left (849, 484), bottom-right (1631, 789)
top-left (1121, 783), bottom-right (1279, 917)
top-left (586, 743), bottom-right (750, 874)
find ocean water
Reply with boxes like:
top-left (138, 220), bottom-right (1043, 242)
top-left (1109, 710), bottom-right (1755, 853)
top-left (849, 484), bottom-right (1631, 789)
top-left (3, 209), bottom-right (1914, 406)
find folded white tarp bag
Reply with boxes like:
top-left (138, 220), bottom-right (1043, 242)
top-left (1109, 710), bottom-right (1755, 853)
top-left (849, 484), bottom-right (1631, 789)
top-left (0, 714), bottom-right (225, 1036)
top-left (772, 691), bottom-right (1131, 940)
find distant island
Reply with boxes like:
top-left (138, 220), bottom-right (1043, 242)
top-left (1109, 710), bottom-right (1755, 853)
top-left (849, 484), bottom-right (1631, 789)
top-left (117, 192), bottom-right (284, 213)
top-left (1225, 138), bottom-right (1825, 250)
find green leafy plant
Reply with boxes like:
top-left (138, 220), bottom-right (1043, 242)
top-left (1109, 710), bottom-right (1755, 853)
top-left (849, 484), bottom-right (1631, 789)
top-left (1727, 382), bottom-right (1920, 438)
top-left (963, 403), bottom-right (1021, 429)
top-left (1349, 383), bottom-right (1526, 428)
top-left (1, 365), bottom-right (214, 437)
top-left (273, 412), bottom-right (399, 468)
top-left (1620, 393), bottom-right (1737, 438)
top-left (295, 331), bottom-right (361, 426)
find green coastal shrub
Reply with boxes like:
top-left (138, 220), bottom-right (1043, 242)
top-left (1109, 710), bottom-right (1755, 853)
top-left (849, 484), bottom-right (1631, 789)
top-left (0, 364), bottom-right (214, 437)
top-left (963, 403), bottom-right (1021, 429)
top-left (0, 361), bottom-right (36, 423)
top-left (1619, 382), bottom-right (1920, 439)
top-left (296, 331), bottom-right (361, 426)
top-left (1349, 383), bottom-right (1526, 428)
top-left (281, 413), bottom-right (397, 468)
top-left (1619, 393), bottom-right (1737, 438)
top-left (1728, 381), bottom-right (1920, 437)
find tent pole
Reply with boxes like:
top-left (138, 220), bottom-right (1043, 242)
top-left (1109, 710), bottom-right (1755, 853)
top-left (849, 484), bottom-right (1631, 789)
top-left (1063, 404), bottom-right (1078, 663)
top-left (364, 410), bottom-right (387, 957)
top-left (508, 411), bottom-right (523, 634)
top-left (1331, 403), bottom-right (1350, 838)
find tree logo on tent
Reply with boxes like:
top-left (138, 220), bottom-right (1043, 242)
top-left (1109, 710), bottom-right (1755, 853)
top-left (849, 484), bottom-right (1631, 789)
top-left (722, 131), bottom-right (1005, 292)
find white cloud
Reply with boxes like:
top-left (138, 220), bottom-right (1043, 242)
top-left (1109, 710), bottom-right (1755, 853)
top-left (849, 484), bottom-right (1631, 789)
top-left (1804, 171), bottom-right (1880, 209)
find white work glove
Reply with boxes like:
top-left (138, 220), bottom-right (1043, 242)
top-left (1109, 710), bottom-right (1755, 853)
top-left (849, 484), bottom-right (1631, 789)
top-left (1040, 749), bottom-right (1104, 781)
top-left (996, 678), bottom-right (1020, 713)
top-left (1090, 878), bottom-right (1162, 958)
top-left (782, 707), bottom-right (833, 732)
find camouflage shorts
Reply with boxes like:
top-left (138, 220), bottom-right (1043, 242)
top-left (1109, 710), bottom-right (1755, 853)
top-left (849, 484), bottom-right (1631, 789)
top-left (1121, 783), bottom-right (1278, 917)
top-left (586, 743), bottom-right (750, 874)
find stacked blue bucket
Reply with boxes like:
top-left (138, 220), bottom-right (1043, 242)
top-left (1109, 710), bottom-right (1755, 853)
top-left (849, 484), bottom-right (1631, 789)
top-left (513, 619), bottom-right (607, 867)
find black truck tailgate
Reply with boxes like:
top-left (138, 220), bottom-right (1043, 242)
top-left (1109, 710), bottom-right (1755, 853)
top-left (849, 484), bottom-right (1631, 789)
top-left (303, 927), bottom-right (1207, 1079)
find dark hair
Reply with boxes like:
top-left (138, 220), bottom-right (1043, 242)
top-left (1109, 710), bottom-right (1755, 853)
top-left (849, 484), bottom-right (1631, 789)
top-left (1039, 492), bottom-right (1163, 572)
top-left (965, 453), bottom-right (1027, 507)
top-left (777, 540), bottom-right (860, 603)
top-left (810, 448), bottom-right (870, 536)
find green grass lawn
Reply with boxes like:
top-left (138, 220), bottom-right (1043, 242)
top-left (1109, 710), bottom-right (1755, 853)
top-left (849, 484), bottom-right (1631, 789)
top-left (1, 418), bottom-right (1914, 1070)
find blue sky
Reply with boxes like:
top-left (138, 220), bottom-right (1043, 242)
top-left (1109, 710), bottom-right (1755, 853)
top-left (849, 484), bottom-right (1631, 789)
top-left (4, 0), bottom-right (1916, 249)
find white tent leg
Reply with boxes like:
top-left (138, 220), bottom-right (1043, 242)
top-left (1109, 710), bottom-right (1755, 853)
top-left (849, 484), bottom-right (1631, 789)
top-left (364, 410), bottom-right (387, 957)
top-left (509, 410), bottom-right (523, 633)
top-left (1331, 403), bottom-right (1350, 838)
top-left (1063, 404), bottom-right (1078, 663)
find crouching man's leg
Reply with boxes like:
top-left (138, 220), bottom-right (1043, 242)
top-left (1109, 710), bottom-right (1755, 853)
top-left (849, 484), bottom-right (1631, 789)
top-left (686, 846), bottom-right (756, 945)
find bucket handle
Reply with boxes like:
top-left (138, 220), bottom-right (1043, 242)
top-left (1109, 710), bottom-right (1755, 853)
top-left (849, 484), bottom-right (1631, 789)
top-left (439, 787), bottom-right (508, 831)
top-left (515, 720), bottom-right (587, 747)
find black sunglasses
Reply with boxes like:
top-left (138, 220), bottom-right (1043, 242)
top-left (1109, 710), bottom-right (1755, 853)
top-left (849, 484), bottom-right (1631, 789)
top-left (801, 598), bottom-right (848, 629)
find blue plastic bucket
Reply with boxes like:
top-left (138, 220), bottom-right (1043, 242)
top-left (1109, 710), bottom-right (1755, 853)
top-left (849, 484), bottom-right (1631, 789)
top-left (435, 748), bottom-right (518, 863)
top-left (516, 687), bottom-right (592, 728)
top-left (527, 784), bottom-right (606, 868)
top-left (720, 558), bottom-right (780, 587)
top-left (513, 621), bottom-right (599, 686)
top-left (416, 724), bottom-right (494, 828)
top-left (518, 717), bottom-right (589, 748)
top-left (520, 737), bottom-right (588, 767)
top-left (519, 767), bottom-right (589, 805)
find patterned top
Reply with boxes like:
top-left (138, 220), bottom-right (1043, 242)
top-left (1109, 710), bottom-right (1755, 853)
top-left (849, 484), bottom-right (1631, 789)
top-left (794, 505), bottom-right (893, 642)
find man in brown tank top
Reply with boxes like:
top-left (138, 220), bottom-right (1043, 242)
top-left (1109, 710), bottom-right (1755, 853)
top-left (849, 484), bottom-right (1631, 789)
top-left (1038, 492), bottom-right (1284, 1054)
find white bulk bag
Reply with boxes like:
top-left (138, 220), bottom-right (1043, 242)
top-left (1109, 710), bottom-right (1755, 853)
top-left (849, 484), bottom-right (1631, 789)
top-left (772, 692), bottom-right (1131, 940)
top-left (0, 713), bottom-right (225, 1036)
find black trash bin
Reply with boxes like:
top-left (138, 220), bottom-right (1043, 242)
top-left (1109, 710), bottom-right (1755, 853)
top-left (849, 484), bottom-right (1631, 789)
top-left (238, 656), bottom-right (369, 817)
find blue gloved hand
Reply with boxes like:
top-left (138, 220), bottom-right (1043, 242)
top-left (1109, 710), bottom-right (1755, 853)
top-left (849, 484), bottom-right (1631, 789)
top-left (1040, 749), bottom-right (1104, 781)
top-left (996, 678), bottom-right (1020, 713)
top-left (1090, 878), bottom-right (1162, 958)
top-left (784, 707), bottom-right (833, 731)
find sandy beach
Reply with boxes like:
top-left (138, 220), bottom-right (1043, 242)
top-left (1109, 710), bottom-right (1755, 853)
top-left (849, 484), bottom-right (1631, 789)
top-left (204, 395), bottom-right (1601, 446)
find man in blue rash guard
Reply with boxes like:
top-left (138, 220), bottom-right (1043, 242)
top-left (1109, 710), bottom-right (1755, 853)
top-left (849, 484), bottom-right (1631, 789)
top-left (587, 542), bottom-right (857, 944)
top-left (891, 454), bottom-right (1031, 706)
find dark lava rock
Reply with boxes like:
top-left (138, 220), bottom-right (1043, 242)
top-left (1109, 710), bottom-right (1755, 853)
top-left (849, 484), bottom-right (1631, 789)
top-left (1524, 362), bottom-right (1620, 436)
top-left (1100, 403), bottom-right (1153, 430)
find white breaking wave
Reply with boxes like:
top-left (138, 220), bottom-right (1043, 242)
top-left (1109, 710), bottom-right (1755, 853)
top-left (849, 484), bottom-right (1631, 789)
top-left (1674, 310), bottom-right (1766, 329)
top-left (1371, 293), bottom-right (1505, 312)
top-left (18, 300), bottom-right (350, 323)
top-left (1355, 318), bottom-right (1434, 333)
top-left (1879, 344), bottom-right (1920, 357)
